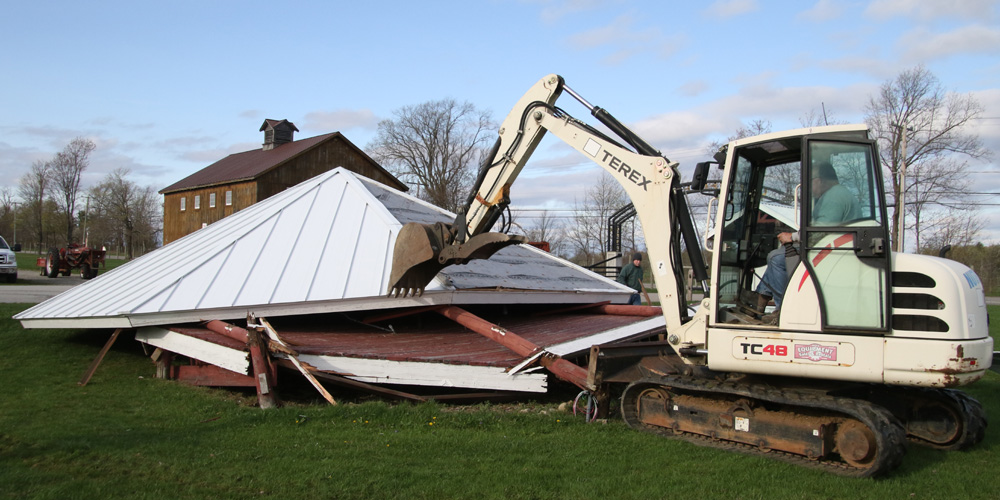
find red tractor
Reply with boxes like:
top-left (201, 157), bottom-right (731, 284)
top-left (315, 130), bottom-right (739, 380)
top-left (40, 244), bottom-right (106, 280)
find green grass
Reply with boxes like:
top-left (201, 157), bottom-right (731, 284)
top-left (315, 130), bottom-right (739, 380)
top-left (0, 303), bottom-right (998, 499)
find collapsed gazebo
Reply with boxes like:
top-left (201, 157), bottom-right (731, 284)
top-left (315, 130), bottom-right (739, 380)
top-left (16, 169), bottom-right (664, 404)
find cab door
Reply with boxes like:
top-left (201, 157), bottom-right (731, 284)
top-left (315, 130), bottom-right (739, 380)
top-left (800, 138), bottom-right (891, 331)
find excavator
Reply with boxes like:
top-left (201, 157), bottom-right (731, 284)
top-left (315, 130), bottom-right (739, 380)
top-left (387, 74), bottom-right (992, 476)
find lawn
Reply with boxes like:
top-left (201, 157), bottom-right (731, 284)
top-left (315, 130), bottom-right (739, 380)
top-left (0, 303), bottom-right (997, 499)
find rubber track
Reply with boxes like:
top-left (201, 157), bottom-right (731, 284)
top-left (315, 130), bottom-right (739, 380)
top-left (622, 376), bottom-right (908, 477)
top-left (904, 388), bottom-right (987, 450)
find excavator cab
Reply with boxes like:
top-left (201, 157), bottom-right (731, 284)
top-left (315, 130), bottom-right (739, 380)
top-left (711, 126), bottom-right (891, 331)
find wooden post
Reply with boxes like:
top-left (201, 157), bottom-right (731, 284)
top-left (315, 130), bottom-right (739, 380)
top-left (153, 349), bottom-right (174, 379)
top-left (246, 325), bottom-right (278, 409)
top-left (640, 281), bottom-right (652, 306)
top-left (78, 328), bottom-right (125, 386)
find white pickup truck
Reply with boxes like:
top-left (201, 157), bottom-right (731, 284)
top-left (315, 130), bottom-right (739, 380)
top-left (0, 235), bottom-right (17, 283)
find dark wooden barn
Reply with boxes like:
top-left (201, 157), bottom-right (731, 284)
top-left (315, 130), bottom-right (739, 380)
top-left (159, 119), bottom-right (406, 244)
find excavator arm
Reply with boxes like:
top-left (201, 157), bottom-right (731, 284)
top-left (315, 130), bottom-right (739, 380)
top-left (388, 74), bottom-right (709, 341)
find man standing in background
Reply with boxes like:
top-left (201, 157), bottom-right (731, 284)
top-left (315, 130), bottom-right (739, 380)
top-left (617, 252), bottom-right (644, 305)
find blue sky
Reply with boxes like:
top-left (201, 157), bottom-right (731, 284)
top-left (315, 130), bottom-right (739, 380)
top-left (3, 0), bottom-right (999, 246)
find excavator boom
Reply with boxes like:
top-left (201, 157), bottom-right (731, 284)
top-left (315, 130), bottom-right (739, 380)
top-left (388, 74), bottom-right (708, 322)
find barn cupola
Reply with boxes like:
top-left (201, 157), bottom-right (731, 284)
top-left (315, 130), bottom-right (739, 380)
top-left (260, 119), bottom-right (299, 150)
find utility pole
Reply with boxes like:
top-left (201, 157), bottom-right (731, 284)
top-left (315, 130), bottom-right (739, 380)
top-left (893, 123), bottom-right (912, 253)
top-left (83, 195), bottom-right (90, 247)
top-left (11, 201), bottom-right (18, 249)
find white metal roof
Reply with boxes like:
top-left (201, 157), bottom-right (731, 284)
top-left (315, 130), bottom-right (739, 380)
top-left (17, 168), bottom-right (632, 329)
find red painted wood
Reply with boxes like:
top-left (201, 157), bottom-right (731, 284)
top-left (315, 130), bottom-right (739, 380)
top-left (592, 305), bottom-right (662, 317)
top-left (205, 320), bottom-right (249, 344)
top-left (173, 364), bottom-right (256, 387)
top-left (165, 311), bottom-right (653, 369)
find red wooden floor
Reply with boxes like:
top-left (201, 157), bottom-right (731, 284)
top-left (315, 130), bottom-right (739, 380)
top-left (165, 306), bottom-right (661, 369)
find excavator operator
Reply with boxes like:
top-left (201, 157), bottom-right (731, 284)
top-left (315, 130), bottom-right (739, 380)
top-left (754, 159), bottom-right (860, 322)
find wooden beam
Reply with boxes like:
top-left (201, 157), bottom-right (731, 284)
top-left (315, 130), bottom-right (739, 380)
top-left (592, 304), bottom-right (662, 317)
top-left (257, 316), bottom-right (337, 406)
top-left (424, 392), bottom-right (522, 403)
top-left (78, 328), bottom-right (125, 386)
top-left (436, 306), bottom-right (589, 390)
top-left (436, 306), bottom-right (539, 357)
top-left (529, 301), bottom-right (611, 317)
top-left (204, 320), bottom-right (249, 343)
top-left (174, 364), bottom-right (257, 387)
top-left (361, 305), bottom-right (444, 325)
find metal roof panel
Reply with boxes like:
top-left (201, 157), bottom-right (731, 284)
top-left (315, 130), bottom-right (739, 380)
top-left (16, 168), bottom-right (631, 328)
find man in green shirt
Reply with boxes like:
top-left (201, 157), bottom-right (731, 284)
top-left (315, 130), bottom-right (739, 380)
top-left (617, 252), bottom-right (644, 305)
top-left (756, 159), bottom-right (860, 313)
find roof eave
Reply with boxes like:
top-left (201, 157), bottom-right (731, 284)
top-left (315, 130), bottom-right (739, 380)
top-left (18, 288), bottom-right (631, 330)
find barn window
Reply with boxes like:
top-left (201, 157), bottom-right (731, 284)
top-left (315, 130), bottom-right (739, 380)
top-left (195, 195), bottom-right (201, 210)
top-left (180, 197), bottom-right (186, 211)
top-left (210, 193), bottom-right (216, 208)
top-left (225, 190), bottom-right (233, 206)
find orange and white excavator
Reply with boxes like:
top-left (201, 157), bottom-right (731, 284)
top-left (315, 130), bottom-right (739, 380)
top-left (388, 74), bottom-right (992, 476)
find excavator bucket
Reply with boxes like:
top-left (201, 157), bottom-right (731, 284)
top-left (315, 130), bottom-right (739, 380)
top-left (388, 222), bottom-right (526, 297)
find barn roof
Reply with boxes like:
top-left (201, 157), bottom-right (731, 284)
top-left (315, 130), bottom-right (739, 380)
top-left (159, 132), bottom-right (405, 194)
top-left (18, 168), bottom-right (632, 329)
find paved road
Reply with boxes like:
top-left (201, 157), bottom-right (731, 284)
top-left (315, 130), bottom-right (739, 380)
top-left (0, 275), bottom-right (79, 304)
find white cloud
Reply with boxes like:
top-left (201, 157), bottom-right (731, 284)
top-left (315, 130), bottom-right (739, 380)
top-left (301, 109), bottom-right (379, 133)
top-left (899, 25), bottom-right (1000, 62)
top-left (565, 14), bottom-right (684, 65)
top-left (626, 79), bottom-right (883, 159)
top-left (510, 166), bottom-right (606, 209)
top-left (865, 0), bottom-right (997, 21)
top-left (797, 0), bottom-right (844, 22)
top-left (677, 80), bottom-right (710, 98)
top-left (567, 14), bottom-right (638, 49)
top-left (703, 0), bottom-right (759, 18)
top-left (632, 110), bottom-right (730, 152)
top-left (534, 0), bottom-right (609, 23)
top-left (812, 55), bottom-right (903, 80)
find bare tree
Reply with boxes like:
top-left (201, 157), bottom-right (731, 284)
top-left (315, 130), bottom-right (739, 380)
top-left (864, 65), bottom-right (988, 251)
top-left (524, 210), bottom-right (567, 256)
top-left (798, 105), bottom-right (847, 127)
top-left (50, 137), bottom-right (96, 244)
top-left (707, 119), bottom-right (772, 154)
top-left (89, 168), bottom-right (160, 260)
top-left (565, 172), bottom-right (631, 265)
top-left (17, 160), bottom-right (51, 252)
top-left (366, 99), bottom-right (495, 212)
top-left (0, 187), bottom-right (13, 238)
top-left (692, 119), bottom-right (775, 243)
top-left (920, 208), bottom-right (984, 251)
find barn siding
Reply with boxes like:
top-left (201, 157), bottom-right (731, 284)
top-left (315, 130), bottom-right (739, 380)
top-left (163, 181), bottom-right (256, 244)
